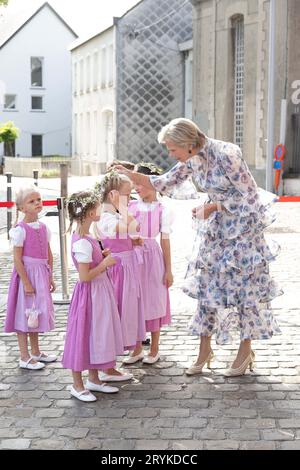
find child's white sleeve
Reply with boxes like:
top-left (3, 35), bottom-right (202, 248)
top-left (72, 239), bottom-right (93, 263)
top-left (9, 226), bottom-right (26, 247)
top-left (97, 213), bottom-right (118, 237)
top-left (160, 206), bottom-right (174, 234)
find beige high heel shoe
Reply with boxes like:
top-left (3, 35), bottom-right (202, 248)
top-left (185, 350), bottom-right (214, 376)
top-left (224, 350), bottom-right (255, 377)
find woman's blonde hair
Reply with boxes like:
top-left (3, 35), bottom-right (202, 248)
top-left (14, 185), bottom-right (40, 226)
top-left (157, 118), bottom-right (206, 149)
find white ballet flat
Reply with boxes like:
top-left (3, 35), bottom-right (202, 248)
top-left (19, 358), bottom-right (45, 370)
top-left (142, 353), bottom-right (160, 364)
top-left (70, 386), bottom-right (97, 402)
top-left (85, 380), bottom-right (119, 394)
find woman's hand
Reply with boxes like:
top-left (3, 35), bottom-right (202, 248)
top-left (192, 203), bottom-right (218, 220)
top-left (114, 165), bottom-right (131, 177)
top-left (24, 283), bottom-right (35, 295)
top-left (163, 270), bottom-right (174, 288)
top-left (49, 278), bottom-right (56, 293)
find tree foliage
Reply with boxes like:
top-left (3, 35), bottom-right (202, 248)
top-left (0, 121), bottom-right (19, 144)
top-left (0, 1), bottom-right (9, 7)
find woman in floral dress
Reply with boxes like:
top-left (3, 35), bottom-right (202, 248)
top-left (116, 118), bottom-right (282, 376)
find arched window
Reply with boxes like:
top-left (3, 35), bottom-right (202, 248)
top-left (103, 110), bottom-right (114, 162)
top-left (232, 15), bottom-right (244, 149)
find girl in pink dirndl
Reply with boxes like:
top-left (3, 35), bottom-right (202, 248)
top-left (4, 186), bottom-right (56, 370)
top-left (62, 191), bottom-right (126, 402)
top-left (95, 172), bottom-right (146, 381)
top-left (126, 163), bottom-right (173, 364)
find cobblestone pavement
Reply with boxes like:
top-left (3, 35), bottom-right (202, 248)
top-left (0, 196), bottom-right (299, 450)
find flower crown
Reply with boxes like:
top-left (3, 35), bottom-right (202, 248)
top-left (67, 191), bottom-right (99, 216)
top-left (94, 170), bottom-right (121, 201)
top-left (137, 161), bottom-right (163, 175)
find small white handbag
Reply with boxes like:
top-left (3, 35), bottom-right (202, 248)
top-left (25, 297), bottom-right (41, 328)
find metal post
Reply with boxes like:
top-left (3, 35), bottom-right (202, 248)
top-left (6, 172), bottom-right (12, 239)
top-left (266, 0), bottom-right (276, 192)
top-left (56, 197), bottom-right (69, 301)
top-left (33, 169), bottom-right (39, 186)
top-left (60, 163), bottom-right (68, 198)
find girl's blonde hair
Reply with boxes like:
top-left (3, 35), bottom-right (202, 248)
top-left (67, 191), bottom-right (100, 237)
top-left (157, 118), bottom-right (206, 149)
top-left (95, 171), bottom-right (132, 203)
top-left (14, 185), bottom-right (40, 226)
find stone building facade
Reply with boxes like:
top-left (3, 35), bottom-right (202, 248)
top-left (115, 0), bottom-right (193, 170)
top-left (191, 0), bottom-right (300, 190)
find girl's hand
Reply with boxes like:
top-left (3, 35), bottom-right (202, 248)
top-left (102, 248), bottom-right (111, 258)
top-left (163, 271), bottom-right (174, 288)
top-left (49, 278), bottom-right (56, 293)
top-left (24, 283), bottom-right (35, 295)
top-left (102, 254), bottom-right (117, 270)
top-left (192, 204), bottom-right (217, 220)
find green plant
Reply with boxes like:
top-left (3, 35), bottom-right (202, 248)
top-left (0, 1), bottom-right (9, 7)
top-left (41, 169), bottom-right (60, 178)
top-left (0, 121), bottom-right (19, 156)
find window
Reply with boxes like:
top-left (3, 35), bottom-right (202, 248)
top-left (4, 94), bottom-right (16, 110)
top-left (93, 111), bottom-right (97, 155)
top-left (80, 59), bottom-right (84, 93)
top-left (86, 55), bottom-right (91, 92)
top-left (31, 96), bottom-right (43, 110)
top-left (4, 141), bottom-right (15, 157)
top-left (184, 50), bottom-right (193, 119)
top-left (233, 16), bottom-right (244, 150)
top-left (86, 112), bottom-right (90, 155)
top-left (32, 135), bottom-right (43, 156)
top-left (93, 51), bottom-right (98, 90)
top-left (101, 47), bottom-right (107, 88)
top-left (73, 62), bottom-right (78, 95)
top-left (31, 57), bottom-right (43, 87)
top-left (107, 44), bottom-right (113, 87)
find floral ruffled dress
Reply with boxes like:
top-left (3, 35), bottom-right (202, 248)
top-left (150, 137), bottom-right (282, 344)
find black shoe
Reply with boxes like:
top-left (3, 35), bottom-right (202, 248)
top-left (142, 338), bottom-right (150, 346)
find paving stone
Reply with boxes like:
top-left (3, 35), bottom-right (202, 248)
top-left (135, 440), bottom-right (170, 450)
top-left (0, 439), bottom-right (31, 449)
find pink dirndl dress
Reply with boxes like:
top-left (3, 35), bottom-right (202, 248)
top-left (129, 201), bottom-right (171, 332)
top-left (99, 215), bottom-right (146, 350)
top-left (4, 221), bottom-right (55, 333)
top-left (62, 234), bottom-right (124, 372)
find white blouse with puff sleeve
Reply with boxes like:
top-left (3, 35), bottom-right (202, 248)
top-left (72, 238), bottom-right (93, 263)
top-left (9, 222), bottom-right (51, 247)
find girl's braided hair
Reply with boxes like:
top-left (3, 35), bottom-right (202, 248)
top-left (67, 190), bottom-right (100, 235)
top-left (94, 170), bottom-right (132, 203)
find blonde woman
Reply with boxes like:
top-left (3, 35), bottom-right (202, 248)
top-left (116, 118), bottom-right (282, 377)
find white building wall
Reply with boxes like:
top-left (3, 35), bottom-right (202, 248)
top-left (0, 5), bottom-right (76, 158)
top-left (71, 26), bottom-right (115, 176)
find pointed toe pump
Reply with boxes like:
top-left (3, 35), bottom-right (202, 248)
top-left (224, 350), bottom-right (255, 377)
top-left (185, 350), bottom-right (214, 376)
